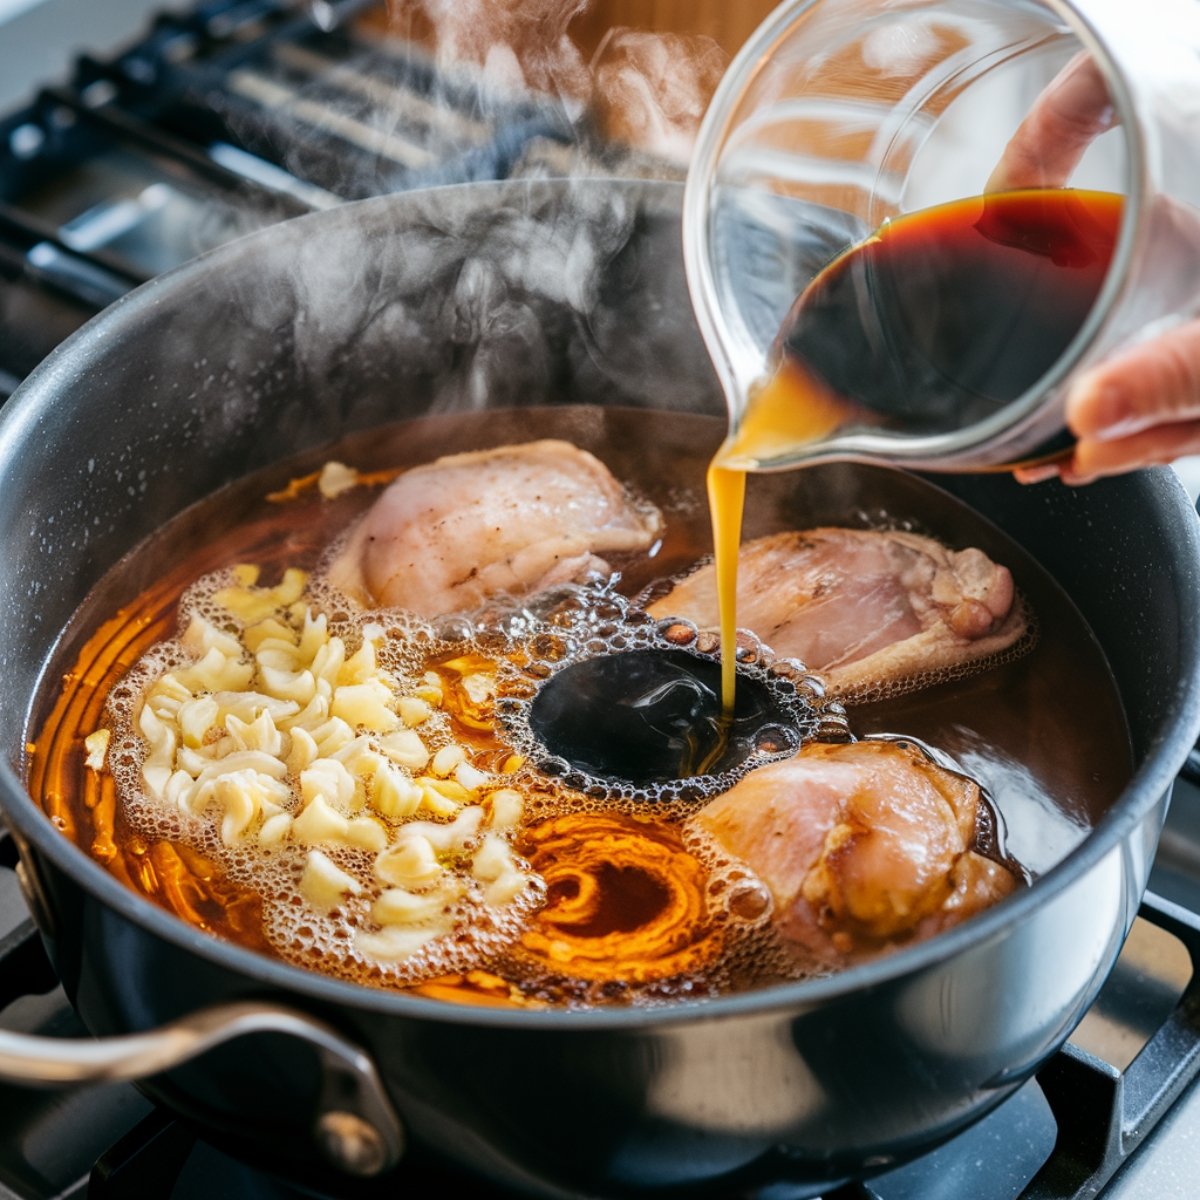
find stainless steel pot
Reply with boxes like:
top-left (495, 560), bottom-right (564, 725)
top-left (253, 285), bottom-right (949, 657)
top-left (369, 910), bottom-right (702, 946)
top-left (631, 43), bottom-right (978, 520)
top-left (0, 180), bottom-right (1197, 1198)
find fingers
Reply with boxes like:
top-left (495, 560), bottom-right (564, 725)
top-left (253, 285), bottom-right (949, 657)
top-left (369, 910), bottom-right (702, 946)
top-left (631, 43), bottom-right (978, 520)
top-left (987, 53), bottom-right (1117, 193)
top-left (1013, 461), bottom-right (1064, 485)
top-left (1065, 419), bottom-right (1200, 482)
top-left (1015, 320), bottom-right (1200, 485)
top-left (1014, 421), bottom-right (1200, 486)
top-left (1066, 318), bottom-right (1200, 439)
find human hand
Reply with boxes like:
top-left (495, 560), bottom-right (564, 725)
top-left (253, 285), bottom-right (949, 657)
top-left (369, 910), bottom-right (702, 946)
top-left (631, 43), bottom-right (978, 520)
top-left (991, 55), bottom-right (1200, 485)
top-left (1016, 322), bottom-right (1200, 485)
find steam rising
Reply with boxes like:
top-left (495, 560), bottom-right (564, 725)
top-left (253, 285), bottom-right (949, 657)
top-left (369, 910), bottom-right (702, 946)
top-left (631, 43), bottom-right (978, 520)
top-left (590, 28), bottom-right (727, 165)
top-left (212, 0), bottom-right (730, 199)
top-left (398, 0), bottom-right (727, 163)
top-left (188, 3), bottom-right (732, 440)
top-left (412, 0), bottom-right (593, 99)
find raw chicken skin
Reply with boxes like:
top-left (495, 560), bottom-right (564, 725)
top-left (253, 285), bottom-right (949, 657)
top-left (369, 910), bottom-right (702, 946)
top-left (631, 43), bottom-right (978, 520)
top-left (648, 528), bottom-right (1026, 698)
top-left (695, 739), bottom-right (1018, 970)
top-left (329, 440), bottom-right (660, 616)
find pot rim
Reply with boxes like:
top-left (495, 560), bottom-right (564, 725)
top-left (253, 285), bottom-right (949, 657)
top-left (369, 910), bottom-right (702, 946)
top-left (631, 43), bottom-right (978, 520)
top-left (3, 178), bottom-right (1200, 1032)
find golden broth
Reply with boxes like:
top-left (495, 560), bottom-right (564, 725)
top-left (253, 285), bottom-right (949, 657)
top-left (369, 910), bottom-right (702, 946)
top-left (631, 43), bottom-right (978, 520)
top-left (27, 406), bottom-right (1130, 1006)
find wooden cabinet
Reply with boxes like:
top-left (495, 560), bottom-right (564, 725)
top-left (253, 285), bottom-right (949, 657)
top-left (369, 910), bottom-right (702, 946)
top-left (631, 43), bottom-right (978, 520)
top-left (571, 0), bottom-right (777, 59)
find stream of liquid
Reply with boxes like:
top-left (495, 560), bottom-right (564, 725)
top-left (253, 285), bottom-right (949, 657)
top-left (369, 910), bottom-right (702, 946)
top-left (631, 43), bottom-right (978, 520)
top-left (708, 188), bottom-right (1123, 710)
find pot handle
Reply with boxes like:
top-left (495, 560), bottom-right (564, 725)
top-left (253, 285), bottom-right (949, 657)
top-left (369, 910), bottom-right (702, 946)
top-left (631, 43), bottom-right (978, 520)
top-left (0, 1000), bottom-right (405, 1177)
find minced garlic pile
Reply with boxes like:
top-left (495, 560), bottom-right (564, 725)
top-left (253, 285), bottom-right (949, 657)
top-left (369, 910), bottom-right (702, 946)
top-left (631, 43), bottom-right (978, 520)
top-left (116, 563), bottom-right (535, 962)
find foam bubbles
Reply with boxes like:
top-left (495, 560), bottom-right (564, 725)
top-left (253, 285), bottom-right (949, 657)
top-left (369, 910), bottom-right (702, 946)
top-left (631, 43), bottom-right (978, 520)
top-left (100, 554), bottom-right (854, 1004)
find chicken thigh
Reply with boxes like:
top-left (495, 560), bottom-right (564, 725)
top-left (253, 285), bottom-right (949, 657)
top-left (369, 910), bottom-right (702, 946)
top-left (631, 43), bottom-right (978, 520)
top-left (330, 440), bottom-right (660, 616)
top-left (694, 738), bottom-right (1018, 971)
top-left (648, 527), bottom-right (1026, 698)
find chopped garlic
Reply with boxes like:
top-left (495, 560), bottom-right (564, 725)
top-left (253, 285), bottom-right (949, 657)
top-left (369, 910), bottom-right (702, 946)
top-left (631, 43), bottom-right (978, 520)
top-left (413, 672), bottom-right (443, 706)
top-left (181, 616), bottom-right (243, 660)
top-left (225, 710), bottom-right (283, 757)
top-left (472, 833), bottom-right (516, 883)
top-left (128, 561), bottom-right (539, 955)
top-left (375, 836), bottom-right (443, 887)
top-left (378, 728), bottom-right (429, 771)
top-left (317, 460), bottom-right (359, 499)
top-left (455, 761), bottom-right (490, 794)
top-left (301, 849), bottom-right (362, 911)
top-left (462, 672), bottom-right (495, 706)
top-left (286, 726), bottom-right (319, 775)
top-left (243, 616), bottom-right (296, 652)
top-left (259, 812), bottom-right (293, 847)
top-left (213, 774), bottom-right (260, 845)
top-left (416, 779), bottom-right (462, 817)
top-left (485, 870), bottom-right (529, 907)
top-left (215, 567), bottom-right (308, 623)
top-left (430, 744), bottom-right (467, 778)
top-left (373, 882), bottom-right (462, 925)
top-left (336, 741), bottom-right (382, 777)
top-left (487, 788), bottom-right (524, 830)
top-left (187, 766), bottom-right (290, 844)
top-left (281, 692), bottom-right (330, 731)
top-left (346, 816), bottom-right (388, 853)
top-left (331, 680), bottom-right (398, 732)
top-left (175, 647), bottom-right (253, 694)
top-left (339, 639), bottom-right (379, 687)
top-left (178, 696), bottom-right (220, 749)
top-left (370, 763), bottom-right (423, 819)
top-left (355, 925), bottom-right (440, 962)
top-left (84, 729), bottom-right (110, 772)
top-left (258, 664), bottom-right (317, 705)
top-left (300, 758), bottom-right (356, 813)
top-left (296, 610), bottom-right (328, 661)
top-left (396, 696), bottom-right (433, 727)
top-left (401, 806), bottom-right (485, 854)
top-left (211, 691), bottom-right (298, 725)
top-left (311, 638), bottom-right (347, 688)
top-left (307, 717), bottom-right (355, 759)
top-left (293, 795), bottom-right (352, 845)
top-left (164, 769), bottom-right (193, 808)
top-left (190, 750), bottom-right (287, 789)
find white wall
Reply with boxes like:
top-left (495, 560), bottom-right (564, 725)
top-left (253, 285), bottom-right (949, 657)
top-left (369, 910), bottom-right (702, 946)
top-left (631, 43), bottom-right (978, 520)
top-left (0, 0), bottom-right (185, 111)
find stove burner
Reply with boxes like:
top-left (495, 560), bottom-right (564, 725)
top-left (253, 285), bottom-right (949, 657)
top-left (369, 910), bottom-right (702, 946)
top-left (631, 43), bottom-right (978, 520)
top-left (0, 0), bottom-right (585, 396)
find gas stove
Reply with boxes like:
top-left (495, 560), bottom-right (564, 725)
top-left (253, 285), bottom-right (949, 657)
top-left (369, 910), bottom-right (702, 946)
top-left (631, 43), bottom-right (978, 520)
top-left (0, 0), bottom-right (650, 396)
top-left (1, 2), bottom-right (1200, 1197)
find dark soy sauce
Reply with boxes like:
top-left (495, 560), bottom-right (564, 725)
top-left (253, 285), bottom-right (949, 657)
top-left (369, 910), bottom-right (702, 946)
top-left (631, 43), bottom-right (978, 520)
top-left (528, 649), bottom-right (799, 786)
top-left (783, 188), bottom-right (1122, 431)
top-left (725, 189), bottom-right (1123, 469)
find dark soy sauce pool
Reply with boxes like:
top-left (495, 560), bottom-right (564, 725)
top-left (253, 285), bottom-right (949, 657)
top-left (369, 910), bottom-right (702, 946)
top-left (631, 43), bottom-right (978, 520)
top-left (529, 650), bottom-right (801, 786)
top-left (777, 189), bottom-right (1122, 435)
top-left (30, 405), bottom-right (1131, 966)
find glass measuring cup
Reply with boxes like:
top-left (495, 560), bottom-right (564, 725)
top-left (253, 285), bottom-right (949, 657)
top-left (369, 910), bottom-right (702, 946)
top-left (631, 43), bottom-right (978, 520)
top-left (683, 0), bottom-right (1200, 472)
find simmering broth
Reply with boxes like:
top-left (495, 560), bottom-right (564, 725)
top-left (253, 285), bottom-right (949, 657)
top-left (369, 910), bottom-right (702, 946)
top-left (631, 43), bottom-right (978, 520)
top-left (27, 406), bottom-right (1130, 1006)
